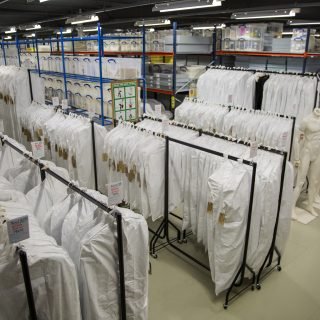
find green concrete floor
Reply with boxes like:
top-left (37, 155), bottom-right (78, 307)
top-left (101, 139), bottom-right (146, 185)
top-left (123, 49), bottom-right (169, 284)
top-left (149, 218), bottom-right (320, 320)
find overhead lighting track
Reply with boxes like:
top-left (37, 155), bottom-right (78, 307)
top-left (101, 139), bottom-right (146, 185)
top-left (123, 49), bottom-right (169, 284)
top-left (192, 23), bottom-right (226, 30)
top-left (153, 0), bottom-right (223, 13)
top-left (289, 20), bottom-right (320, 26)
top-left (134, 19), bottom-right (171, 27)
top-left (66, 14), bottom-right (99, 25)
top-left (231, 8), bottom-right (300, 20)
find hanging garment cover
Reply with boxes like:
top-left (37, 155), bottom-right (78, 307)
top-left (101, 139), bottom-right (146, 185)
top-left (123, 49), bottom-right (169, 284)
top-left (175, 98), bottom-right (293, 153)
top-left (79, 207), bottom-right (149, 320)
top-left (0, 183), bottom-right (81, 320)
top-left (261, 74), bottom-right (317, 124)
top-left (197, 68), bottom-right (256, 108)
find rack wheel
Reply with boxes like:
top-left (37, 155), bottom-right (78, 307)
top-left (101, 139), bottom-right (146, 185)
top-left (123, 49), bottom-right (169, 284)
top-left (277, 266), bottom-right (282, 272)
top-left (223, 304), bottom-right (228, 310)
top-left (151, 253), bottom-right (158, 259)
top-left (256, 284), bottom-right (261, 290)
top-left (183, 239), bottom-right (188, 244)
top-left (251, 285), bottom-right (255, 291)
top-left (178, 240), bottom-right (183, 244)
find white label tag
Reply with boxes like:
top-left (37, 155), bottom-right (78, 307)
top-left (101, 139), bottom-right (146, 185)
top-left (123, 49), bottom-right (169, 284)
top-left (155, 104), bottom-right (162, 117)
top-left (88, 104), bottom-right (95, 119)
top-left (228, 94), bottom-right (233, 104)
top-left (0, 119), bottom-right (4, 132)
top-left (62, 99), bottom-right (68, 110)
top-left (31, 141), bottom-right (45, 159)
top-left (52, 97), bottom-right (59, 107)
top-left (162, 119), bottom-right (169, 132)
top-left (250, 141), bottom-right (258, 158)
top-left (7, 215), bottom-right (29, 244)
top-left (281, 132), bottom-right (289, 148)
top-left (107, 181), bottom-right (123, 206)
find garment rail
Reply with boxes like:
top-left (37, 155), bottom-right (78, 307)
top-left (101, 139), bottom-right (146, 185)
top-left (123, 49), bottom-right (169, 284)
top-left (142, 115), bottom-right (288, 308)
top-left (0, 134), bottom-right (127, 320)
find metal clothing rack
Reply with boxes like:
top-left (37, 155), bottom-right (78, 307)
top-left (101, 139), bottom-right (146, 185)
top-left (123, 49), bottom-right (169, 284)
top-left (164, 136), bottom-right (257, 308)
top-left (0, 134), bottom-right (127, 320)
top-left (141, 115), bottom-right (288, 308)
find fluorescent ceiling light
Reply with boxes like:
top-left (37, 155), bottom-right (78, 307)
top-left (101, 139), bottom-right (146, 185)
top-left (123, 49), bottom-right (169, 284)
top-left (289, 20), bottom-right (320, 25)
top-left (153, 0), bottom-right (222, 12)
top-left (26, 33), bottom-right (36, 38)
top-left (5, 27), bottom-right (16, 34)
top-left (25, 24), bottom-right (41, 31)
top-left (148, 28), bottom-right (155, 32)
top-left (193, 23), bottom-right (226, 30)
top-left (232, 8), bottom-right (300, 20)
top-left (4, 36), bottom-right (12, 40)
top-left (83, 27), bottom-right (98, 32)
top-left (39, 0), bottom-right (51, 2)
top-left (56, 28), bottom-right (73, 35)
top-left (135, 19), bottom-right (171, 27)
top-left (282, 32), bottom-right (293, 35)
top-left (66, 15), bottom-right (99, 25)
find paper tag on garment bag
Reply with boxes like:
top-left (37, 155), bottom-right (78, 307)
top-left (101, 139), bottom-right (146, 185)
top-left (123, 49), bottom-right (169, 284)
top-left (250, 141), bottom-right (258, 159)
top-left (162, 119), bottom-right (169, 133)
top-left (0, 119), bottom-right (4, 132)
top-left (88, 104), bottom-right (96, 119)
top-left (61, 99), bottom-right (68, 110)
top-left (155, 104), bottom-right (162, 118)
top-left (31, 141), bottom-right (45, 159)
top-left (7, 215), bottom-right (29, 244)
top-left (52, 97), bottom-right (59, 107)
top-left (107, 181), bottom-right (123, 206)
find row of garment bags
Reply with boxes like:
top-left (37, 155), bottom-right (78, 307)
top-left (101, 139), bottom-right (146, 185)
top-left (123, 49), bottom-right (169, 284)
top-left (175, 98), bottom-right (294, 154)
top-left (0, 136), bottom-right (149, 320)
top-left (196, 67), bottom-right (319, 124)
top-left (101, 119), bottom-right (294, 296)
top-left (0, 66), bottom-right (32, 142)
top-left (18, 101), bottom-right (110, 191)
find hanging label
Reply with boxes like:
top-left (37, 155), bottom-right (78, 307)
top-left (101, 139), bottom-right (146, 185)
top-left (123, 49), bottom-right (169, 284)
top-left (88, 104), bottom-right (95, 119)
top-left (250, 141), bottom-right (258, 158)
top-left (162, 119), bottom-right (169, 132)
top-left (7, 215), bottom-right (29, 244)
top-left (52, 97), bottom-right (59, 107)
top-left (107, 181), bottom-right (123, 206)
top-left (61, 99), bottom-right (68, 110)
top-left (281, 132), bottom-right (289, 148)
top-left (31, 141), bottom-right (45, 159)
top-left (0, 119), bottom-right (4, 132)
top-left (228, 94), bottom-right (233, 104)
top-left (155, 104), bottom-right (162, 117)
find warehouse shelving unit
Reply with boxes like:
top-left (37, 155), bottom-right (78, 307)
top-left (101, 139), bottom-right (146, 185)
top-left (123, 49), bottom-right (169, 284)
top-left (0, 23), bottom-right (147, 126)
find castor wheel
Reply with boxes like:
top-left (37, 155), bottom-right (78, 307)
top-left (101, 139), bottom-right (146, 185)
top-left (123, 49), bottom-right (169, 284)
top-left (256, 283), bottom-right (261, 290)
top-left (251, 284), bottom-right (255, 291)
top-left (277, 266), bottom-right (282, 272)
top-left (178, 239), bottom-right (183, 244)
top-left (183, 239), bottom-right (188, 244)
top-left (223, 304), bottom-right (228, 310)
top-left (151, 253), bottom-right (158, 259)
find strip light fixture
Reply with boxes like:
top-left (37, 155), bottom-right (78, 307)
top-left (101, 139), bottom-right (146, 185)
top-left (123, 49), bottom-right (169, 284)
top-left (134, 19), bottom-right (171, 27)
top-left (56, 28), bottom-right (73, 34)
top-left (83, 27), bottom-right (98, 32)
top-left (289, 20), bottom-right (320, 26)
top-left (231, 8), bottom-right (300, 20)
top-left (26, 33), bottom-right (36, 38)
top-left (66, 15), bottom-right (99, 25)
top-left (193, 23), bottom-right (226, 30)
top-left (25, 24), bottom-right (41, 31)
top-left (4, 36), bottom-right (12, 40)
top-left (5, 27), bottom-right (16, 34)
top-left (153, 0), bottom-right (223, 12)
